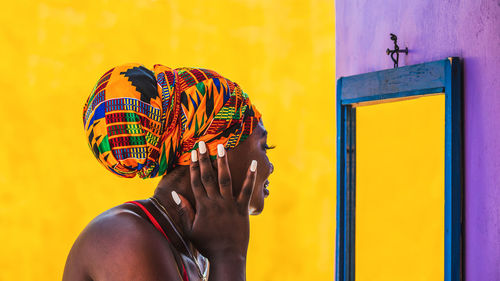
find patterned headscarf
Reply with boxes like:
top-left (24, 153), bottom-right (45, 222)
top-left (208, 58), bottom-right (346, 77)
top-left (83, 63), bottom-right (261, 178)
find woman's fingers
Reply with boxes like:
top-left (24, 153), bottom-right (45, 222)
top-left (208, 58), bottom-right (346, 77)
top-left (237, 160), bottom-right (257, 213)
top-left (190, 149), bottom-right (207, 207)
top-left (217, 144), bottom-right (233, 199)
top-left (173, 191), bottom-right (195, 234)
top-left (197, 141), bottom-right (220, 198)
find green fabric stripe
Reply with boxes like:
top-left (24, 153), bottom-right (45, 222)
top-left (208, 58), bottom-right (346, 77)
top-left (215, 106), bottom-right (234, 119)
top-left (108, 123), bottom-right (143, 136)
top-left (98, 135), bottom-right (111, 153)
top-left (145, 133), bottom-right (159, 146)
top-left (239, 134), bottom-right (249, 142)
top-left (192, 142), bottom-right (199, 150)
top-left (232, 108), bottom-right (242, 119)
top-left (158, 143), bottom-right (168, 175)
top-left (123, 113), bottom-right (141, 122)
top-left (127, 136), bottom-right (146, 146)
top-left (196, 82), bottom-right (206, 96)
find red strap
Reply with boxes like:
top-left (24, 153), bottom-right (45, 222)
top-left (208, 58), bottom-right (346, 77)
top-left (126, 201), bottom-right (189, 281)
top-left (126, 201), bottom-right (171, 241)
top-left (181, 263), bottom-right (189, 281)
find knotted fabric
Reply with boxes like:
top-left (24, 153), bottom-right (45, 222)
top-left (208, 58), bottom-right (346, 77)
top-left (83, 63), bottom-right (261, 178)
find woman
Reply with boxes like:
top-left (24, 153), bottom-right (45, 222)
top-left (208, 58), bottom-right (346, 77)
top-left (63, 64), bottom-right (274, 281)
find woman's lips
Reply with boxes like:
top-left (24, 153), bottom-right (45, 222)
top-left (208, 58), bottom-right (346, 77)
top-left (264, 180), bottom-right (270, 197)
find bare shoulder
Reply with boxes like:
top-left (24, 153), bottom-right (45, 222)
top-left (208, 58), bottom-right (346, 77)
top-left (63, 203), bottom-right (182, 281)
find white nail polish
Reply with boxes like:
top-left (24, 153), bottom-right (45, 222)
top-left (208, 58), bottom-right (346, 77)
top-left (217, 144), bottom-right (225, 157)
top-left (191, 150), bottom-right (198, 162)
top-left (250, 160), bottom-right (257, 172)
top-left (199, 141), bottom-right (207, 154)
top-left (171, 191), bottom-right (181, 205)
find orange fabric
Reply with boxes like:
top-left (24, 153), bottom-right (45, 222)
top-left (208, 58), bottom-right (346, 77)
top-left (83, 64), bottom-right (261, 178)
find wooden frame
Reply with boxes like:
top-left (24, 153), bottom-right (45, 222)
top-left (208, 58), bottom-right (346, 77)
top-left (335, 58), bottom-right (463, 281)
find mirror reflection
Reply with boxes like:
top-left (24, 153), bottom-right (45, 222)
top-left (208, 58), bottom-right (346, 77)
top-left (355, 94), bottom-right (445, 281)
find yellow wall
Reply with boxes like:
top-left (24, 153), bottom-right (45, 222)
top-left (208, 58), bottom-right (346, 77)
top-left (356, 95), bottom-right (445, 281)
top-left (0, 0), bottom-right (335, 280)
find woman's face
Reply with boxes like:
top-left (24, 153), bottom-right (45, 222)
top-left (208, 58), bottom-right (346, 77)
top-left (226, 122), bottom-right (274, 215)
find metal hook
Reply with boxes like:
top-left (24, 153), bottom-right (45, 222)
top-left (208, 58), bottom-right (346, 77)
top-left (386, 33), bottom-right (408, 68)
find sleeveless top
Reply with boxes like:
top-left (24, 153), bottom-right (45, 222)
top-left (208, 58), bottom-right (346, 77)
top-left (126, 201), bottom-right (190, 281)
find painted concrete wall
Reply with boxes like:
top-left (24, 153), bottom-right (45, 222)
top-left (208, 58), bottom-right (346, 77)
top-left (335, 0), bottom-right (500, 279)
top-left (0, 0), bottom-right (335, 280)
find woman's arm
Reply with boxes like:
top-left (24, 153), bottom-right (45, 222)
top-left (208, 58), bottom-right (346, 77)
top-left (207, 252), bottom-right (247, 281)
top-left (175, 142), bottom-right (256, 281)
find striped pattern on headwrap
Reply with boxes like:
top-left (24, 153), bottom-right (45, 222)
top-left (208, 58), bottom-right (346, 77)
top-left (83, 63), bottom-right (261, 179)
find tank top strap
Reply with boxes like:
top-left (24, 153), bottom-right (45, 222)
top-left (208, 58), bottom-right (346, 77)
top-left (126, 200), bottom-right (189, 281)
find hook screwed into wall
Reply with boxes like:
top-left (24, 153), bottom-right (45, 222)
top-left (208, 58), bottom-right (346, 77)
top-left (386, 33), bottom-right (408, 68)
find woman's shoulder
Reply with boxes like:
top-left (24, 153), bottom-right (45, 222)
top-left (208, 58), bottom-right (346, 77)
top-left (63, 202), bottom-right (181, 280)
top-left (72, 203), bottom-right (146, 244)
top-left (71, 201), bottom-right (173, 258)
top-left (82, 202), bottom-right (151, 238)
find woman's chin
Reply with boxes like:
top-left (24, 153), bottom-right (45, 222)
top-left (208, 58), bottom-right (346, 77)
top-left (249, 208), bottom-right (261, 215)
top-left (248, 203), bottom-right (264, 215)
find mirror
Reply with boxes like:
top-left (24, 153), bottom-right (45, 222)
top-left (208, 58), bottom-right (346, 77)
top-left (336, 58), bottom-right (463, 281)
top-left (355, 95), bottom-right (445, 281)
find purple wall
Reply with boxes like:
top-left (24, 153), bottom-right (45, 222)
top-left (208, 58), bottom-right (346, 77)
top-left (335, 0), bottom-right (500, 280)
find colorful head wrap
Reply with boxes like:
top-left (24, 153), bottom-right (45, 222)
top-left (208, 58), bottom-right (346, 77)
top-left (83, 63), bottom-right (261, 178)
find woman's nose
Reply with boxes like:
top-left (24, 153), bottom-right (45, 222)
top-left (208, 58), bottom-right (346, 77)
top-left (269, 163), bottom-right (274, 174)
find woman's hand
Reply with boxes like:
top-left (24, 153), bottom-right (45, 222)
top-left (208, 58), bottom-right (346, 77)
top-left (174, 141), bottom-right (257, 260)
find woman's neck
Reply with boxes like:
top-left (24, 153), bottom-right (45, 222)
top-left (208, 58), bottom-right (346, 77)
top-left (152, 166), bottom-right (194, 238)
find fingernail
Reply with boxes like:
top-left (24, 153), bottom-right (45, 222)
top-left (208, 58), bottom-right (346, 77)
top-left (191, 150), bottom-right (198, 162)
top-left (199, 141), bottom-right (207, 154)
top-left (250, 160), bottom-right (257, 172)
top-left (171, 191), bottom-right (181, 205)
top-left (217, 144), bottom-right (225, 157)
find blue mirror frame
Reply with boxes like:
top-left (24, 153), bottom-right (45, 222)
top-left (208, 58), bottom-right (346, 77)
top-left (335, 58), bottom-right (463, 281)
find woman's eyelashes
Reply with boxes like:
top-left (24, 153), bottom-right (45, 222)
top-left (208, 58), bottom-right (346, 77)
top-left (263, 144), bottom-right (276, 151)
